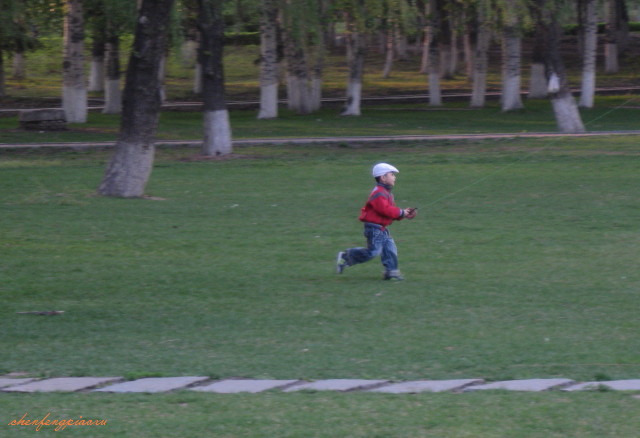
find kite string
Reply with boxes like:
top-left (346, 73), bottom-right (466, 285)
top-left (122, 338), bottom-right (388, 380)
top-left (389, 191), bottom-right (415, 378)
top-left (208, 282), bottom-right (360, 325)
top-left (425, 96), bottom-right (639, 207)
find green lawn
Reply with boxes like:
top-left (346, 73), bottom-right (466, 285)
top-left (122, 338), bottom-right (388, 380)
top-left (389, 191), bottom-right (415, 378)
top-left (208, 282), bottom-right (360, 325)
top-left (2, 136), bottom-right (640, 436)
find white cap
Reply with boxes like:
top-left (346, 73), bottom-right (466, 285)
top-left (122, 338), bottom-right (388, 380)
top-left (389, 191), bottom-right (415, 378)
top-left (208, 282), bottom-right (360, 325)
top-left (372, 162), bottom-right (399, 177)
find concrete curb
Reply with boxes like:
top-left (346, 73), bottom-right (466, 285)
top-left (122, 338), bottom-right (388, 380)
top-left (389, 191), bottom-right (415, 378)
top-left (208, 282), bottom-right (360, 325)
top-left (3, 375), bottom-right (640, 394)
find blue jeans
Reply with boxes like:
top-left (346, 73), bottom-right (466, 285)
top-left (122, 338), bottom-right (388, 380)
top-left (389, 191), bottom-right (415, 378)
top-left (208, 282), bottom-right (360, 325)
top-left (345, 223), bottom-right (399, 274)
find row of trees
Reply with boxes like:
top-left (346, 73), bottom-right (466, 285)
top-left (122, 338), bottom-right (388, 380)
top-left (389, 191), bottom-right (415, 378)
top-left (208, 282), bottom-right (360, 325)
top-left (0, 0), bottom-right (637, 197)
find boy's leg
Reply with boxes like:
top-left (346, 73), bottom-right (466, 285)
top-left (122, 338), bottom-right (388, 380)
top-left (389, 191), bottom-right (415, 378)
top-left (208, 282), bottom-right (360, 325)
top-left (381, 233), bottom-right (403, 280)
top-left (337, 225), bottom-right (384, 272)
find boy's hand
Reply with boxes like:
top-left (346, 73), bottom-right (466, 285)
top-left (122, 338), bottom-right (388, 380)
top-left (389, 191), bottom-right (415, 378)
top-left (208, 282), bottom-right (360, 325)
top-left (404, 207), bottom-right (418, 219)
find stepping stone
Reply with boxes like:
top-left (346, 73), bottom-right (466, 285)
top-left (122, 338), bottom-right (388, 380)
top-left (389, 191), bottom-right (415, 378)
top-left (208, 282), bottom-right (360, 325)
top-left (191, 379), bottom-right (301, 394)
top-left (0, 378), bottom-right (38, 389)
top-left (465, 378), bottom-right (574, 392)
top-left (283, 379), bottom-right (388, 392)
top-left (3, 377), bottom-right (122, 393)
top-left (368, 379), bottom-right (484, 394)
top-left (94, 376), bottom-right (209, 393)
top-left (563, 380), bottom-right (640, 392)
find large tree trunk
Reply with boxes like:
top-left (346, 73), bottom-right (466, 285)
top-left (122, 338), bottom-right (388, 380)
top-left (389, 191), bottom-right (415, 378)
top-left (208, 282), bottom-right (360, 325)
top-left (501, 21), bottom-right (523, 111)
top-left (341, 17), bottom-right (365, 116)
top-left (470, 7), bottom-right (490, 108)
top-left (102, 35), bottom-right (121, 114)
top-left (63, 0), bottom-right (88, 123)
top-left (579, 0), bottom-right (597, 108)
top-left (98, 0), bottom-right (175, 198)
top-left (199, 0), bottom-right (232, 156)
top-left (257, 0), bottom-right (280, 119)
top-left (541, 1), bottom-right (585, 133)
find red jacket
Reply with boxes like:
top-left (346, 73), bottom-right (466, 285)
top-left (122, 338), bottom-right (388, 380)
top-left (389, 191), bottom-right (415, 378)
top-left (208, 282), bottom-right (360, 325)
top-left (358, 183), bottom-right (404, 228)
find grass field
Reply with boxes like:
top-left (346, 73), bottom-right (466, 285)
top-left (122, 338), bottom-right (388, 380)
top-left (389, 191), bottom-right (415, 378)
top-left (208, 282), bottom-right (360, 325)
top-left (2, 135), bottom-right (640, 436)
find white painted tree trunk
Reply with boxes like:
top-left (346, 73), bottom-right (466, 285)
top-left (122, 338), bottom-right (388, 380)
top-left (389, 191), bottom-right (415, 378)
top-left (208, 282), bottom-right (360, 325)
top-left (193, 62), bottom-right (203, 94)
top-left (63, 0), bottom-right (87, 123)
top-left (158, 56), bottom-right (167, 103)
top-left (102, 36), bottom-right (121, 114)
top-left (258, 0), bottom-right (279, 119)
top-left (604, 43), bottom-right (618, 73)
top-left (310, 75), bottom-right (322, 112)
top-left (428, 72), bottom-right (442, 106)
top-left (103, 79), bottom-right (121, 113)
top-left (579, 0), bottom-right (598, 108)
top-left (501, 29), bottom-right (523, 111)
top-left (259, 83), bottom-right (278, 119)
top-left (341, 28), bottom-right (364, 116)
top-left (470, 14), bottom-right (490, 108)
top-left (342, 80), bottom-right (362, 116)
top-left (528, 63), bottom-right (547, 98)
top-left (202, 110), bottom-right (232, 156)
top-left (552, 94), bottom-right (585, 133)
top-left (88, 59), bottom-right (104, 92)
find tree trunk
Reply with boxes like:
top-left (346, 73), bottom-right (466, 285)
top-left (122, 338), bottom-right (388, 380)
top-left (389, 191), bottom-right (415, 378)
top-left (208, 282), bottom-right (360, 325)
top-left (501, 24), bottom-right (523, 111)
top-left (0, 49), bottom-right (5, 97)
top-left (382, 24), bottom-right (395, 78)
top-left (258, 0), bottom-right (280, 119)
top-left (63, 0), bottom-right (88, 123)
top-left (419, 23), bottom-right (431, 74)
top-left (88, 37), bottom-right (105, 92)
top-left (541, 1), bottom-right (585, 133)
top-left (462, 20), bottom-right (474, 79)
top-left (102, 35), bottom-right (121, 114)
top-left (199, 0), bottom-right (232, 156)
top-left (528, 19), bottom-right (547, 99)
top-left (427, 0), bottom-right (442, 106)
top-left (309, 44), bottom-right (324, 112)
top-left (341, 25), bottom-right (364, 116)
top-left (98, 0), bottom-right (175, 198)
top-left (604, 0), bottom-right (618, 73)
top-left (12, 51), bottom-right (26, 79)
top-left (470, 7), bottom-right (490, 108)
top-left (579, 0), bottom-right (597, 108)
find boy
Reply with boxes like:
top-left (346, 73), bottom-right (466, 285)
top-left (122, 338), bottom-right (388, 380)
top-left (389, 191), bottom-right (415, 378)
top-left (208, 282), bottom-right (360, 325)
top-left (336, 162), bottom-right (417, 280)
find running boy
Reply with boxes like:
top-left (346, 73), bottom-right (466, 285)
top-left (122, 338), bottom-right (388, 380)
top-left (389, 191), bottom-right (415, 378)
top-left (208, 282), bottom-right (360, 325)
top-left (336, 162), bottom-right (417, 280)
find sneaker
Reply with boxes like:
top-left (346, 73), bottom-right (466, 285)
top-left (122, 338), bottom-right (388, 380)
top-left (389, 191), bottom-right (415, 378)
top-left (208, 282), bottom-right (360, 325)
top-left (383, 271), bottom-right (404, 281)
top-left (336, 251), bottom-right (348, 274)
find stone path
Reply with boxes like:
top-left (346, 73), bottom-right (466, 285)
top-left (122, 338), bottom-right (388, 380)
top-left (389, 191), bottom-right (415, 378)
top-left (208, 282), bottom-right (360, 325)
top-left (2, 375), bottom-right (640, 394)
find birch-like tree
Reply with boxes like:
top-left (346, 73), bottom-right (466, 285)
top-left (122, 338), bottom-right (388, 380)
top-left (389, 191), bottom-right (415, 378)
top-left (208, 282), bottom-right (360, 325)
top-left (538, 0), bottom-right (585, 133)
top-left (281, 0), bottom-right (326, 114)
top-left (528, 17), bottom-right (547, 98)
top-left (578, 0), bottom-right (597, 107)
top-left (427, 0), bottom-right (443, 106)
top-left (339, 0), bottom-right (374, 115)
top-left (500, 0), bottom-right (525, 111)
top-left (63, 0), bottom-right (88, 123)
top-left (98, 0), bottom-right (176, 197)
top-left (469, 0), bottom-right (492, 108)
top-left (198, 0), bottom-right (232, 156)
top-left (257, 0), bottom-right (280, 119)
top-left (604, 0), bottom-right (619, 73)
